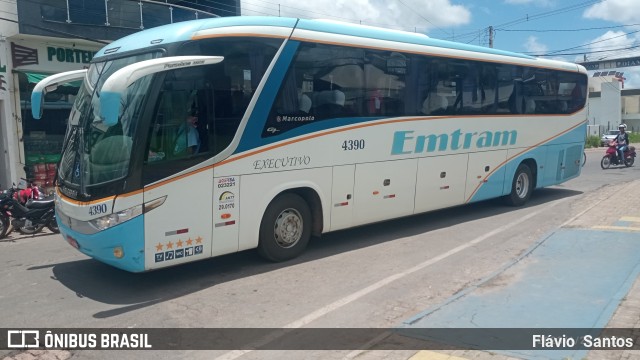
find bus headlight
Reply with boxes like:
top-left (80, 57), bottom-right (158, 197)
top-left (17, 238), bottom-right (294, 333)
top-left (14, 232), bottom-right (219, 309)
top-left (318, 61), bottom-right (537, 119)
top-left (89, 204), bottom-right (143, 231)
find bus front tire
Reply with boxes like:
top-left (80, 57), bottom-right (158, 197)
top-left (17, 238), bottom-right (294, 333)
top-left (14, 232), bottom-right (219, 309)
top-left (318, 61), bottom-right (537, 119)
top-left (505, 164), bottom-right (533, 207)
top-left (258, 193), bottom-right (311, 262)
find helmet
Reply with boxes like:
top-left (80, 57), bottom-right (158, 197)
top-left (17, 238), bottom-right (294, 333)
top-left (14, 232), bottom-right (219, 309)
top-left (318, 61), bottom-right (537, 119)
top-left (619, 124), bottom-right (627, 130)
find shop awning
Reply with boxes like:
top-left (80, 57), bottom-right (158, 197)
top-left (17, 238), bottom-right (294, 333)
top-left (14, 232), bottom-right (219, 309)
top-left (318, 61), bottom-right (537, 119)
top-left (24, 72), bottom-right (49, 84)
top-left (21, 71), bottom-right (82, 87)
top-left (15, 70), bottom-right (82, 97)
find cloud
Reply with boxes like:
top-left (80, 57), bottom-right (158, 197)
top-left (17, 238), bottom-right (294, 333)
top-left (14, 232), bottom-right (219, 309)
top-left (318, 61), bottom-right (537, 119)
top-left (503, 0), bottom-right (554, 6)
top-left (524, 36), bottom-right (548, 54)
top-left (583, 0), bottom-right (640, 23)
top-left (583, 30), bottom-right (639, 60)
top-left (241, 0), bottom-right (471, 32)
top-left (579, 30), bottom-right (640, 89)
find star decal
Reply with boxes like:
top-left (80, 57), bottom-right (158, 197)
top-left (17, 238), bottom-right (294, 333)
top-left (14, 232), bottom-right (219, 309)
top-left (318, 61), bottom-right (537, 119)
top-left (166, 241), bottom-right (174, 249)
top-left (176, 239), bottom-right (183, 248)
top-left (155, 243), bottom-right (163, 252)
top-left (186, 238), bottom-right (193, 246)
top-left (195, 236), bottom-right (203, 244)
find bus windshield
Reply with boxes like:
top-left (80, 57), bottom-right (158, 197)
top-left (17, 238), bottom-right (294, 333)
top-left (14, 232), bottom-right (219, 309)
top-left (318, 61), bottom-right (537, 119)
top-left (58, 52), bottom-right (161, 197)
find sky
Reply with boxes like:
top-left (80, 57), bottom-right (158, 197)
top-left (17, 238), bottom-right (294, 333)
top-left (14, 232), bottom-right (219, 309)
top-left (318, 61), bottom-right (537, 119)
top-left (240, 0), bottom-right (640, 89)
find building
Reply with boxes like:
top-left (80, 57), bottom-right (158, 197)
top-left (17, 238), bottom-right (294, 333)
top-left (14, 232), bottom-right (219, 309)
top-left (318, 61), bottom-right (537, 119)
top-left (587, 72), bottom-right (640, 135)
top-left (0, 0), bottom-right (239, 191)
top-left (581, 57), bottom-right (640, 136)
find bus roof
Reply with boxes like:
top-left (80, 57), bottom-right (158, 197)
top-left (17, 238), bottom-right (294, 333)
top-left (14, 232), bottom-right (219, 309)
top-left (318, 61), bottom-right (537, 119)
top-left (95, 17), bottom-right (298, 58)
top-left (297, 18), bottom-right (534, 60)
top-left (95, 16), bottom-right (536, 62)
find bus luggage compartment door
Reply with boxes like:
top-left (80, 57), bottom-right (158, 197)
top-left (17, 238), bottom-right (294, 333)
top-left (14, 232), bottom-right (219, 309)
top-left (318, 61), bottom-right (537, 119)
top-left (330, 165), bottom-right (355, 231)
top-left (352, 159), bottom-right (418, 226)
top-left (414, 153), bottom-right (468, 213)
top-left (465, 150), bottom-right (508, 203)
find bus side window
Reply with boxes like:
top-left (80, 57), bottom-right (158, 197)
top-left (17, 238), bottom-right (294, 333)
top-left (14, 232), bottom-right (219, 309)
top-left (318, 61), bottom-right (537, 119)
top-left (143, 70), bottom-right (214, 184)
top-left (313, 89), bottom-right (345, 118)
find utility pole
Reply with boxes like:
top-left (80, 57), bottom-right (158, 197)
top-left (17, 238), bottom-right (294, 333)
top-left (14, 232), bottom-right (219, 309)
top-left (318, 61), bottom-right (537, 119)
top-left (488, 26), bottom-right (493, 48)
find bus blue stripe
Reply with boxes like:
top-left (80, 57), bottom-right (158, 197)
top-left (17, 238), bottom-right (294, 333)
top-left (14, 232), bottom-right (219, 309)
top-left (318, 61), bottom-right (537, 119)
top-left (469, 124), bottom-right (586, 203)
top-left (237, 40), bottom-right (301, 153)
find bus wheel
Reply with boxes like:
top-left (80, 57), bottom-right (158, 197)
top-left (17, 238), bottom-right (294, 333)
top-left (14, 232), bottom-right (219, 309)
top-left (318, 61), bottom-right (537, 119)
top-left (258, 193), bottom-right (311, 262)
top-left (505, 164), bottom-right (533, 207)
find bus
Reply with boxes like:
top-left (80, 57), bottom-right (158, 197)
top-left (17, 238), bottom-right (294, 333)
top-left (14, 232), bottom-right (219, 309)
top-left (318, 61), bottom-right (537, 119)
top-left (32, 16), bottom-right (588, 272)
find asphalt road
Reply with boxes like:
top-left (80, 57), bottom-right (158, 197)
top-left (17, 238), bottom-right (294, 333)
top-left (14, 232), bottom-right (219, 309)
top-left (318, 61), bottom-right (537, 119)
top-left (1, 147), bottom-right (639, 360)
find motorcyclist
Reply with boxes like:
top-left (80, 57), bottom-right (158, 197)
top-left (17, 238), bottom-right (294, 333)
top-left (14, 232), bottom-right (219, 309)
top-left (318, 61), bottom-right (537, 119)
top-left (613, 124), bottom-right (629, 164)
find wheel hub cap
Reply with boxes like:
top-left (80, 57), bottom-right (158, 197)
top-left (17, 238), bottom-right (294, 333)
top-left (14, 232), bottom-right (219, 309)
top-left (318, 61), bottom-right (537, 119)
top-left (516, 173), bottom-right (529, 198)
top-left (274, 208), bottom-right (303, 248)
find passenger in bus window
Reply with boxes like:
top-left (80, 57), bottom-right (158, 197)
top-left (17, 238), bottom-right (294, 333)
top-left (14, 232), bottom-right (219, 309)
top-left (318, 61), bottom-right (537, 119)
top-left (174, 113), bottom-right (200, 156)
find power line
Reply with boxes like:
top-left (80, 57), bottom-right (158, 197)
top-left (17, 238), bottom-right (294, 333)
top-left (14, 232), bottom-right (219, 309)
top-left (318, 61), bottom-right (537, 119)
top-left (529, 44), bottom-right (640, 57)
top-left (543, 28), bottom-right (640, 55)
top-left (493, 0), bottom-right (602, 30)
top-left (499, 23), bottom-right (640, 33)
top-left (394, 0), bottom-right (450, 36)
top-left (445, 0), bottom-right (606, 47)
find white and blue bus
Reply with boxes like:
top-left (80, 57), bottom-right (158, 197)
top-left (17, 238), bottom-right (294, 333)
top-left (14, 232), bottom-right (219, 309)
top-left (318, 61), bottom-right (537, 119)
top-left (32, 16), bottom-right (588, 272)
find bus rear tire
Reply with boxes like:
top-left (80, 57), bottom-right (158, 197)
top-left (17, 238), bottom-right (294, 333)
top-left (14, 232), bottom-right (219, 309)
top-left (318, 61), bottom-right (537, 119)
top-left (505, 164), bottom-right (533, 207)
top-left (258, 193), bottom-right (311, 262)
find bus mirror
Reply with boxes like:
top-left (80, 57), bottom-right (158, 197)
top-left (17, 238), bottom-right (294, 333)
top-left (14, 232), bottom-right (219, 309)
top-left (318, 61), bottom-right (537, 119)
top-left (31, 70), bottom-right (87, 119)
top-left (99, 56), bottom-right (224, 126)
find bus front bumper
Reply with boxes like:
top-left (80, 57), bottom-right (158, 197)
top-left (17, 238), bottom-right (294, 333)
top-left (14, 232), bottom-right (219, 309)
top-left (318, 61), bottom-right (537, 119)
top-left (58, 214), bottom-right (146, 273)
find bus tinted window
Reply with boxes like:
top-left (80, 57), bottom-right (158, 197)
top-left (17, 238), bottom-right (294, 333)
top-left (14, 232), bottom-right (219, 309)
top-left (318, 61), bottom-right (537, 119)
top-left (263, 42), bottom-right (587, 138)
top-left (264, 43), bottom-right (364, 137)
top-left (265, 43), bottom-right (415, 137)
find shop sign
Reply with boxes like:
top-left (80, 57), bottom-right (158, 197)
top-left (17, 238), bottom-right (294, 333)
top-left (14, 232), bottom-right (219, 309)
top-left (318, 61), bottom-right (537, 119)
top-left (11, 41), bottom-right (100, 72)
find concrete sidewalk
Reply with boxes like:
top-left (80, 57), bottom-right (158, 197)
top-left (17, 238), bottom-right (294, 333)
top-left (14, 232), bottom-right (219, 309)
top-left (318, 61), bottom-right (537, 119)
top-left (355, 178), bottom-right (640, 360)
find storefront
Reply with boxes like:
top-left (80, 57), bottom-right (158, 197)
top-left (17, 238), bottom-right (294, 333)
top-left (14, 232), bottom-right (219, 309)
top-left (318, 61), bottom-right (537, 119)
top-left (17, 70), bottom-right (81, 194)
top-left (1, 38), bottom-right (101, 193)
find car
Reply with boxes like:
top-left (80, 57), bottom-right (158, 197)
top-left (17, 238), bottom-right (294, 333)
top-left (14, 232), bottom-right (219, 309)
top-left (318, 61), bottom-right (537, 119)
top-left (601, 130), bottom-right (620, 146)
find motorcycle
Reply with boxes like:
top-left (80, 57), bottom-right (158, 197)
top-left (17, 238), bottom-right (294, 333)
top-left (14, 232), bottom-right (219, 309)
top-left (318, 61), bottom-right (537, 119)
top-left (601, 141), bottom-right (636, 169)
top-left (0, 191), bottom-right (10, 239)
top-left (0, 186), bottom-right (59, 236)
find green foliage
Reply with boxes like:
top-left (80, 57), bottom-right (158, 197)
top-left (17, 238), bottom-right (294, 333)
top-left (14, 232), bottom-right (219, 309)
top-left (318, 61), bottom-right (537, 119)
top-left (629, 132), bottom-right (640, 143)
top-left (585, 135), bottom-right (601, 148)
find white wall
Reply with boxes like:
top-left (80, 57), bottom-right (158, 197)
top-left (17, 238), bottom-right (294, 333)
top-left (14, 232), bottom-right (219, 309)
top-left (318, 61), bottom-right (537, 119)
top-left (0, 3), bottom-right (101, 187)
top-left (0, 2), bottom-right (19, 188)
top-left (601, 79), bottom-right (622, 130)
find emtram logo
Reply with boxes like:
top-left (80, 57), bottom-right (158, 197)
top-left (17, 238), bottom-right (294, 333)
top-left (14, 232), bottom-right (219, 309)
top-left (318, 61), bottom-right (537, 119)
top-left (7, 330), bottom-right (40, 348)
top-left (391, 129), bottom-right (518, 155)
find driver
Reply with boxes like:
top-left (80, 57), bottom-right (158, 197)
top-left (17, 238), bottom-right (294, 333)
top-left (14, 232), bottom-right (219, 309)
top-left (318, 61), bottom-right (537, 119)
top-left (614, 124), bottom-right (629, 163)
top-left (173, 113), bottom-right (200, 156)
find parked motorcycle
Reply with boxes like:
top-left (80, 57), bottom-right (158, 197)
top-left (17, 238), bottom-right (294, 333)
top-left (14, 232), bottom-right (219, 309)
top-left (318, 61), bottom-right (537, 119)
top-left (601, 141), bottom-right (636, 169)
top-left (0, 191), bottom-right (10, 239)
top-left (0, 187), bottom-right (59, 236)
